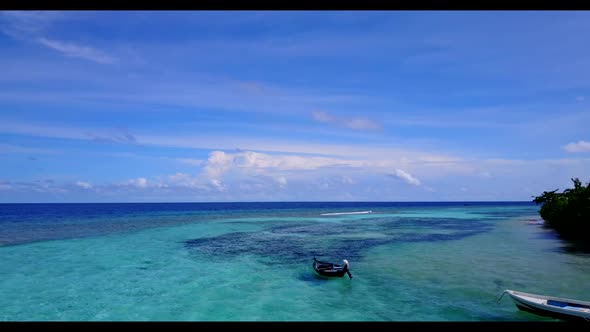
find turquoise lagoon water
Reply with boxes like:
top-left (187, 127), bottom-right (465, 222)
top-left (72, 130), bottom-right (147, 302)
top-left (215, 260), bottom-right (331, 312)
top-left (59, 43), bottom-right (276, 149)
top-left (1, 202), bottom-right (589, 321)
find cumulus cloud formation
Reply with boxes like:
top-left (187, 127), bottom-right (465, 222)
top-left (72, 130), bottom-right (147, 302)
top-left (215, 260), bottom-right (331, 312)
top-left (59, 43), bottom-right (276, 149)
top-left (204, 151), bottom-right (235, 178)
top-left (563, 140), bottom-right (590, 153)
top-left (311, 110), bottom-right (380, 130)
top-left (390, 168), bottom-right (421, 186)
top-left (198, 150), bottom-right (388, 194)
top-left (202, 150), bottom-right (359, 180)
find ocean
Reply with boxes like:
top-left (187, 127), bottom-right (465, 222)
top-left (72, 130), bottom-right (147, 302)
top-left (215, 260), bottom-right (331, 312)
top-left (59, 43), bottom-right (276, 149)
top-left (1, 202), bottom-right (588, 321)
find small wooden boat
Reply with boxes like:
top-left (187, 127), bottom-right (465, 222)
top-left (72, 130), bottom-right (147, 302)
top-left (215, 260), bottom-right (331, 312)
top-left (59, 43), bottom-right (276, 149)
top-left (501, 289), bottom-right (590, 321)
top-left (312, 257), bottom-right (352, 279)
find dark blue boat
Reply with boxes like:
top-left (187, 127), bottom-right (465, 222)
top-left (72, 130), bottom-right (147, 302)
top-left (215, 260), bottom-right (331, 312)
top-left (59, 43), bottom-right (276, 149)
top-left (312, 257), bottom-right (352, 279)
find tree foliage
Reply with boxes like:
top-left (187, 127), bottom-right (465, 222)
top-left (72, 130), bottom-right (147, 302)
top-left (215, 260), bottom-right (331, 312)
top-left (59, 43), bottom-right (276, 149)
top-left (533, 178), bottom-right (590, 241)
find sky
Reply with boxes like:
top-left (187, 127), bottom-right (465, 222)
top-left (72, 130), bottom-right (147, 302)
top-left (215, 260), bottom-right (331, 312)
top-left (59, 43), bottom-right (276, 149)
top-left (0, 10), bottom-right (589, 203)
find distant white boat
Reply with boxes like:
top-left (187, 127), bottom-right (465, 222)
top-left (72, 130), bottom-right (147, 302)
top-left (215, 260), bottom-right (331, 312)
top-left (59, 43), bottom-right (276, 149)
top-left (500, 289), bottom-right (590, 321)
top-left (320, 210), bottom-right (373, 216)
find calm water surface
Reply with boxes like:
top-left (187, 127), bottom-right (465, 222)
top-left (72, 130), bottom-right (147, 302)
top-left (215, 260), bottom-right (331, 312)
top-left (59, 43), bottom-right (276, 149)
top-left (1, 202), bottom-right (588, 321)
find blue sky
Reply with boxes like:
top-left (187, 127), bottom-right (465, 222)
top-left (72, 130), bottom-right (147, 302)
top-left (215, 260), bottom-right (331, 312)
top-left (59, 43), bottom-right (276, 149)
top-left (1, 11), bottom-right (589, 202)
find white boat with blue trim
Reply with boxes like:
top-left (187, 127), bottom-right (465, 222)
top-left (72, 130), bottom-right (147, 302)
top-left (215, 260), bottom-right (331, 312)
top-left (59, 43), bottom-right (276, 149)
top-left (501, 289), bottom-right (590, 321)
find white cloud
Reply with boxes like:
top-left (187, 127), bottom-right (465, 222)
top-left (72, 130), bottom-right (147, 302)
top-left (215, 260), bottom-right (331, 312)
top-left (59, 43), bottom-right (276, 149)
top-left (164, 172), bottom-right (222, 191)
top-left (563, 140), bottom-right (590, 153)
top-left (168, 173), bottom-right (191, 182)
top-left (341, 175), bottom-right (354, 184)
top-left (0, 121), bottom-right (469, 174)
top-left (167, 173), bottom-right (201, 188)
top-left (204, 151), bottom-right (235, 179)
top-left (2, 154), bottom-right (589, 202)
top-left (76, 181), bottom-right (92, 189)
top-left (37, 37), bottom-right (116, 64)
top-left (1, 12), bottom-right (116, 65)
top-left (209, 179), bottom-right (225, 192)
top-left (136, 178), bottom-right (147, 188)
top-left (390, 168), bottom-right (421, 186)
top-left (311, 110), bottom-right (380, 131)
top-left (274, 176), bottom-right (288, 188)
top-left (126, 177), bottom-right (148, 188)
top-left (202, 150), bottom-right (365, 180)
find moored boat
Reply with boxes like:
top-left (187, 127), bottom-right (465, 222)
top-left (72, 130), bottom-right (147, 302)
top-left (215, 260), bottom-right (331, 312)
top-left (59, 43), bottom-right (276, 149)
top-left (501, 289), bottom-right (590, 321)
top-left (312, 257), bottom-right (353, 279)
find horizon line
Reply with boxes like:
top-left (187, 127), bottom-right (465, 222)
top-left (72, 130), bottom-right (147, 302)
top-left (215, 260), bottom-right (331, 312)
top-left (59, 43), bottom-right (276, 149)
top-left (0, 200), bottom-right (536, 204)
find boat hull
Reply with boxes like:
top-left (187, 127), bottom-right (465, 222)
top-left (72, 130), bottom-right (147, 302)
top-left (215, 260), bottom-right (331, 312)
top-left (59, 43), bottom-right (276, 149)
top-left (312, 258), bottom-right (350, 279)
top-left (313, 268), bottom-right (348, 278)
top-left (514, 302), bottom-right (589, 322)
top-left (506, 290), bottom-right (590, 322)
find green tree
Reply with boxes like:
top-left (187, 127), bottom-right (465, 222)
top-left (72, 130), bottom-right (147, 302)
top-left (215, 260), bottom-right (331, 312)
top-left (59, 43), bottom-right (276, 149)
top-left (533, 178), bottom-right (590, 242)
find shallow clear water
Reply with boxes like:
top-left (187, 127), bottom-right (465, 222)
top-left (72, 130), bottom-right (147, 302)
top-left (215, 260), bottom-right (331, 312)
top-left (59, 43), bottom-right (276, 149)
top-left (0, 202), bottom-right (588, 321)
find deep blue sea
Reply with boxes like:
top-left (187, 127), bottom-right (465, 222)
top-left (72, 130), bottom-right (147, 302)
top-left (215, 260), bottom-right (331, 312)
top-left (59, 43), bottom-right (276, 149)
top-left (1, 202), bottom-right (588, 321)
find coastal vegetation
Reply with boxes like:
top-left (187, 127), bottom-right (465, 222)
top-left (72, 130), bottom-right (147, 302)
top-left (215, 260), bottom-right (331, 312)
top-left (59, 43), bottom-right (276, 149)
top-left (533, 178), bottom-right (590, 242)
